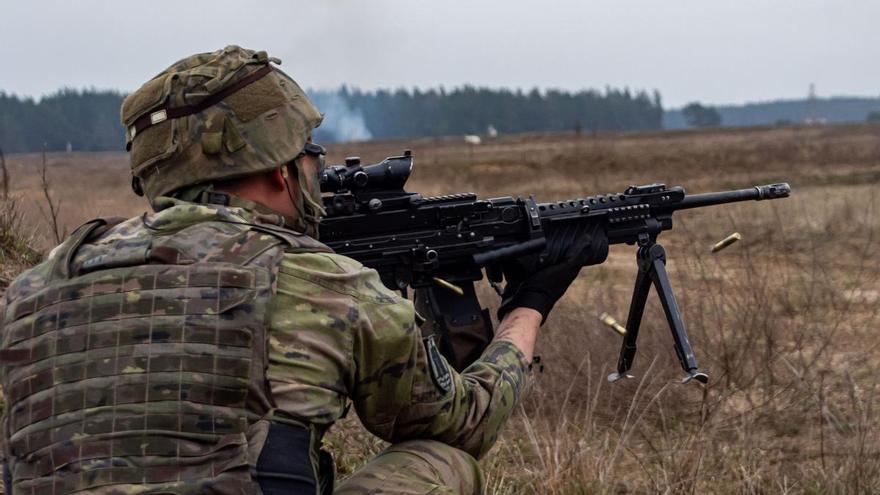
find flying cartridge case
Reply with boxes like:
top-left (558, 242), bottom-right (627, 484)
top-left (432, 276), bottom-right (464, 296)
top-left (711, 232), bottom-right (742, 253)
top-left (599, 312), bottom-right (627, 336)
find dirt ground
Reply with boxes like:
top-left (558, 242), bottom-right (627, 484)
top-left (3, 123), bottom-right (880, 493)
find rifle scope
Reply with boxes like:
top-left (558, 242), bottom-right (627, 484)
top-left (320, 151), bottom-right (414, 194)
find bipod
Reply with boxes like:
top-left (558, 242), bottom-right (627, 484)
top-left (607, 234), bottom-right (709, 385)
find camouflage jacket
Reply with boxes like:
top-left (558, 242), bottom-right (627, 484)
top-left (247, 201), bottom-right (531, 458)
top-left (0, 198), bottom-right (529, 490)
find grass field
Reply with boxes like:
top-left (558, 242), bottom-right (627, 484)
top-left (2, 123), bottom-right (879, 493)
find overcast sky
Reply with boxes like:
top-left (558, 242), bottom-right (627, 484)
top-left (1, 0), bottom-right (877, 108)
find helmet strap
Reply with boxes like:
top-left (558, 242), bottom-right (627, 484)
top-left (281, 164), bottom-right (311, 235)
top-left (287, 158), bottom-right (324, 238)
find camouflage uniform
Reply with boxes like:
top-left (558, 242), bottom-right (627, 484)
top-left (0, 44), bottom-right (531, 494)
top-left (0, 197), bottom-right (530, 494)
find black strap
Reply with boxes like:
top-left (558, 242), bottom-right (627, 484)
top-left (3, 461), bottom-right (12, 495)
top-left (197, 190), bottom-right (232, 206)
top-left (254, 423), bottom-right (319, 495)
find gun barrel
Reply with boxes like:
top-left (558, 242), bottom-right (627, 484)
top-left (674, 183), bottom-right (790, 211)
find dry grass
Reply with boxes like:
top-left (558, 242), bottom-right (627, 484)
top-left (3, 123), bottom-right (880, 493)
top-left (0, 198), bottom-right (41, 289)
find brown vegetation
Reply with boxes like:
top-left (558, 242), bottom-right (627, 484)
top-left (3, 123), bottom-right (879, 493)
top-left (0, 199), bottom-right (40, 290)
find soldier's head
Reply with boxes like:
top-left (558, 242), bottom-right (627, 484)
top-left (121, 45), bottom-right (326, 235)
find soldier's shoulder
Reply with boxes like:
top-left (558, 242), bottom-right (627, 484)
top-left (84, 215), bottom-right (149, 244)
top-left (5, 215), bottom-right (142, 305)
top-left (278, 252), bottom-right (400, 304)
top-left (3, 257), bottom-right (53, 306)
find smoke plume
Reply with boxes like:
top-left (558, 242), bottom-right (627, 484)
top-left (310, 90), bottom-right (373, 143)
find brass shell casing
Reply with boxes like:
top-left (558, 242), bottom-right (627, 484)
top-left (432, 277), bottom-right (464, 296)
top-left (599, 312), bottom-right (627, 336)
top-left (711, 232), bottom-right (742, 253)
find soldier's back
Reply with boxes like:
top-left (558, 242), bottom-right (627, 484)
top-left (0, 203), bottom-right (328, 493)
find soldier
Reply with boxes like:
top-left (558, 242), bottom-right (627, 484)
top-left (0, 46), bottom-right (600, 494)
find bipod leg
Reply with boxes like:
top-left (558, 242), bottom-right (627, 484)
top-left (608, 244), bottom-right (654, 383)
top-left (646, 244), bottom-right (709, 384)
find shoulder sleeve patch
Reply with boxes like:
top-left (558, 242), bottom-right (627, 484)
top-left (425, 335), bottom-right (453, 394)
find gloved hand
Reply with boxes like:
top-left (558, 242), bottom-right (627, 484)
top-left (498, 221), bottom-right (608, 324)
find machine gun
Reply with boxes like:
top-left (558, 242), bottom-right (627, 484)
top-left (319, 150), bottom-right (791, 384)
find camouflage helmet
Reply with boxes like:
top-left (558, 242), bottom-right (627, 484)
top-left (121, 45), bottom-right (323, 201)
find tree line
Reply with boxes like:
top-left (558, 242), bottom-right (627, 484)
top-left (0, 90), bottom-right (125, 153)
top-left (0, 86), bottom-right (664, 153)
top-left (311, 86), bottom-right (663, 142)
top-left (5, 86), bottom-right (880, 154)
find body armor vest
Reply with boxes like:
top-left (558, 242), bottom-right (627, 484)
top-left (0, 214), bottom-right (330, 494)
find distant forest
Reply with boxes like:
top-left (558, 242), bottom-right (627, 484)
top-left (2, 87), bottom-right (880, 153)
top-left (0, 90), bottom-right (125, 153)
top-left (0, 87), bottom-right (662, 153)
top-left (310, 87), bottom-right (663, 142)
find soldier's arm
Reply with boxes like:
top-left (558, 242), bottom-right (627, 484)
top-left (494, 307), bottom-right (541, 363)
top-left (345, 271), bottom-right (532, 459)
top-left (271, 251), bottom-right (533, 458)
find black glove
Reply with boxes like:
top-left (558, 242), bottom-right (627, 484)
top-left (498, 222), bottom-right (608, 324)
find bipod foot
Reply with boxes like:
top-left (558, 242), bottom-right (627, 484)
top-left (681, 370), bottom-right (709, 385)
top-left (607, 372), bottom-right (635, 383)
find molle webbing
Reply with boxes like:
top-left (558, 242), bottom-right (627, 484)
top-left (0, 218), bottom-right (299, 494)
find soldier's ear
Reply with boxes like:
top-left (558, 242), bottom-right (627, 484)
top-left (270, 167), bottom-right (288, 191)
